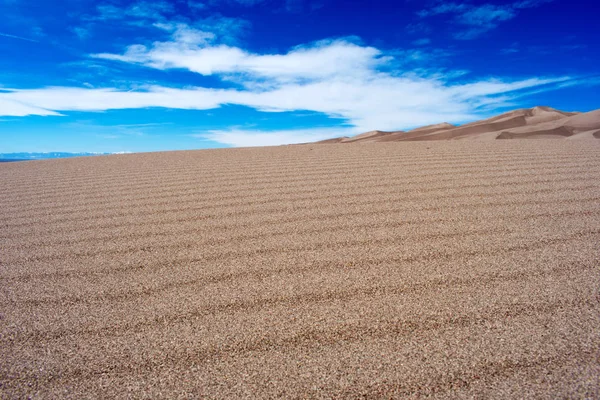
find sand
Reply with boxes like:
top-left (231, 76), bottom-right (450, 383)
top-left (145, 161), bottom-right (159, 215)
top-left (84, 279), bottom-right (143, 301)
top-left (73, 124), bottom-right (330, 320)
top-left (1, 140), bottom-right (599, 398)
top-left (317, 107), bottom-right (600, 143)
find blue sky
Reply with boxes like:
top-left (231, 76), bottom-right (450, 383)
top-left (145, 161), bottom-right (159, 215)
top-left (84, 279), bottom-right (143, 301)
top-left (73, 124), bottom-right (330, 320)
top-left (0, 0), bottom-right (598, 153)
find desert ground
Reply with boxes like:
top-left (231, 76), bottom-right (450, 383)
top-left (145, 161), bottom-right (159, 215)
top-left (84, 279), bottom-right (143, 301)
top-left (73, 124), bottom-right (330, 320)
top-left (1, 140), bottom-right (599, 398)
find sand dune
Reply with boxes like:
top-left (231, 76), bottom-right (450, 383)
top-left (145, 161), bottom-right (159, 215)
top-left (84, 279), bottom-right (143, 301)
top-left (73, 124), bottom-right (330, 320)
top-left (1, 141), bottom-right (600, 398)
top-left (340, 130), bottom-right (395, 143)
top-left (316, 106), bottom-right (600, 142)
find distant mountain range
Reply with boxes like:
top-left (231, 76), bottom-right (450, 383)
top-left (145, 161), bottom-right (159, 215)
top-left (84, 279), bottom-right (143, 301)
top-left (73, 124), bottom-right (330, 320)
top-left (314, 107), bottom-right (600, 143)
top-left (0, 152), bottom-right (124, 162)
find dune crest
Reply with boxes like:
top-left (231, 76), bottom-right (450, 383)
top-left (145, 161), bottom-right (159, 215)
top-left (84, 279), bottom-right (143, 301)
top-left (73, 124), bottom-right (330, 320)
top-left (340, 130), bottom-right (397, 143)
top-left (315, 106), bottom-right (600, 143)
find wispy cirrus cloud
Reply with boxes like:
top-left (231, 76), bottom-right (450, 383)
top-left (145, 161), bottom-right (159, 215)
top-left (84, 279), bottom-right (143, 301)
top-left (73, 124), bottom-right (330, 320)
top-left (501, 41), bottom-right (588, 56)
top-left (77, 2), bottom-right (250, 45)
top-left (71, 1), bottom-right (177, 45)
top-left (208, 0), bottom-right (267, 5)
top-left (405, 22), bottom-right (431, 35)
top-left (62, 120), bottom-right (171, 139)
top-left (91, 1), bottom-right (175, 22)
top-left (411, 38), bottom-right (431, 46)
top-left (418, 0), bottom-right (555, 39)
top-left (0, 31), bottom-right (40, 43)
top-left (199, 0), bottom-right (325, 13)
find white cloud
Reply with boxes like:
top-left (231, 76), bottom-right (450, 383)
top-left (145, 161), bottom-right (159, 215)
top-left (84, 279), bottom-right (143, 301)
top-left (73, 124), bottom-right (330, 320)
top-left (0, 22), bottom-right (590, 147)
top-left (197, 127), bottom-right (354, 147)
top-left (0, 86), bottom-right (226, 112)
top-left (0, 98), bottom-right (61, 117)
top-left (93, 26), bottom-right (387, 84)
top-left (0, 73), bottom-right (572, 135)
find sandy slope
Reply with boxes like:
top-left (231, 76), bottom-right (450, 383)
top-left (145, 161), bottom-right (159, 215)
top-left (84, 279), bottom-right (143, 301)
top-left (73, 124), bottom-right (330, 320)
top-left (1, 141), bottom-right (600, 398)
top-left (316, 107), bottom-right (600, 142)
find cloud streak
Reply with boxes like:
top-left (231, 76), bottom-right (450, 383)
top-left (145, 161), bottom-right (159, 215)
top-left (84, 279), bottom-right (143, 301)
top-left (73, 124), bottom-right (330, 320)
top-left (0, 31), bottom-right (39, 42)
top-left (92, 1), bottom-right (175, 22)
top-left (419, 0), bottom-right (555, 39)
top-left (196, 127), bottom-right (353, 147)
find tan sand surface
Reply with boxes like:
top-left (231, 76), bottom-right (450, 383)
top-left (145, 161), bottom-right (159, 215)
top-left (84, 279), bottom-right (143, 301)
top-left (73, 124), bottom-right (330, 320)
top-left (1, 140), bottom-right (600, 398)
top-left (340, 131), bottom-right (395, 143)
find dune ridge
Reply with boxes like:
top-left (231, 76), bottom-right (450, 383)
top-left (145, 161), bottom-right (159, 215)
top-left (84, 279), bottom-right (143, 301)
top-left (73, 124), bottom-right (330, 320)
top-left (315, 106), bottom-right (600, 143)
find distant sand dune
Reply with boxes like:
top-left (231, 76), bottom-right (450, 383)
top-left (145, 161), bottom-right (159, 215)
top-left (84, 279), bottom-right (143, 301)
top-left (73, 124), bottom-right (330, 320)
top-left (316, 106), bottom-right (600, 143)
top-left (497, 126), bottom-right (573, 139)
top-left (1, 140), bottom-right (600, 398)
top-left (340, 130), bottom-right (395, 142)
